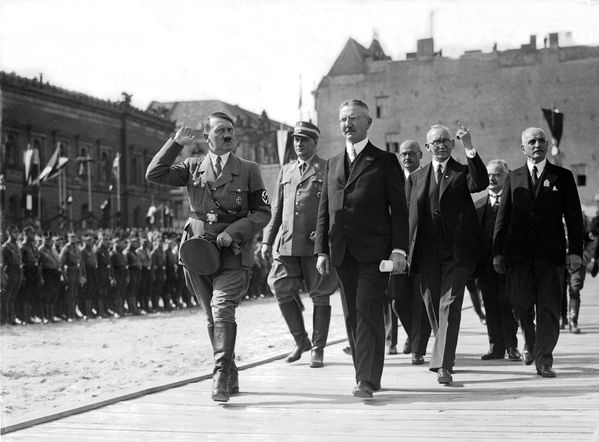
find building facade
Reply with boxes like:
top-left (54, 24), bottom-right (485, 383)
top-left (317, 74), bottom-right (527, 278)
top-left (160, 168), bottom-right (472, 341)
top-left (314, 34), bottom-right (599, 208)
top-left (1, 72), bottom-right (174, 232)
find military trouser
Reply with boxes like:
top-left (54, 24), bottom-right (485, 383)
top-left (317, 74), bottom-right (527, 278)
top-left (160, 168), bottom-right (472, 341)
top-left (139, 268), bottom-right (153, 312)
top-left (42, 269), bottom-right (61, 321)
top-left (64, 267), bottom-right (81, 319)
top-left (2, 265), bottom-right (22, 324)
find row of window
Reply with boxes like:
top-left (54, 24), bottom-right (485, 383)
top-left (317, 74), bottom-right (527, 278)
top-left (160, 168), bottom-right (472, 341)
top-left (2, 130), bottom-right (149, 186)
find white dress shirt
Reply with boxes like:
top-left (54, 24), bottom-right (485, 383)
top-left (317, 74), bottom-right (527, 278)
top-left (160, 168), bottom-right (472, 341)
top-left (208, 151), bottom-right (230, 175)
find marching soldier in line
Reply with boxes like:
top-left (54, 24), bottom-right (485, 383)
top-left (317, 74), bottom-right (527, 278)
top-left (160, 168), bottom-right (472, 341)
top-left (137, 237), bottom-right (154, 313)
top-left (38, 234), bottom-right (62, 322)
top-left (20, 226), bottom-right (43, 324)
top-left (81, 235), bottom-right (99, 319)
top-left (146, 112), bottom-right (271, 403)
top-left (110, 237), bottom-right (127, 317)
top-left (150, 235), bottom-right (167, 312)
top-left (261, 121), bottom-right (338, 368)
top-left (123, 237), bottom-right (144, 315)
top-left (60, 233), bottom-right (86, 321)
top-left (95, 233), bottom-right (114, 318)
top-left (2, 225), bottom-right (24, 325)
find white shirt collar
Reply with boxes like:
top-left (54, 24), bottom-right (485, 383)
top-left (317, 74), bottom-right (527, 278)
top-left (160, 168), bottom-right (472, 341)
top-left (527, 158), bottom-right (546, 176)
top-left (431, 158), bottom-right (449, 173)
top-left (298, 153), bottom-right (316, 169)
top-left (346, 138), bottom-right (369, 158)
top-left (208, 151), bottom-right (230, 168)
top-left (489, 189), bottom-right (503, 198)
top-left (403, 165), bottom-right (421, 179)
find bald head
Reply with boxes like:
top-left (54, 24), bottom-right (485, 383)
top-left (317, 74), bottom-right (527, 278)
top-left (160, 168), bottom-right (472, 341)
top-left (521, 127), bottom-right (549, 163)
top-left (399, 139), bottom-right (423, 173)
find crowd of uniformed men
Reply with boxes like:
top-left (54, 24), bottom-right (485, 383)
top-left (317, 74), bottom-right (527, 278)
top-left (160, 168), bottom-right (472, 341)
top-left (0, 227), bottom-right (269, 326)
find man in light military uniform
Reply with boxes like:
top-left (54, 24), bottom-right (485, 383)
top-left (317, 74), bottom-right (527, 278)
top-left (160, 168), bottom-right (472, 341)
top-left (60, 233), bottom-right (86, 321)
top-left (261, 121), bottom-right (338, 368)
top-left (146, 111), bottom-right (271, 403)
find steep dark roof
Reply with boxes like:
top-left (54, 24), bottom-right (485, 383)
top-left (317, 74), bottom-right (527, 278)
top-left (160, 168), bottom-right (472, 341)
top-left (328, 38), bottom-right (391, 76)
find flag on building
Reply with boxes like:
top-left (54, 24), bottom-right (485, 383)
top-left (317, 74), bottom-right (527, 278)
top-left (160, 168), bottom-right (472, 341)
top-left (23, 143), bottom-right (40, 185)
top-left (541, 107), bottom-right (564, 157)
top-left (37, 143), bottom-right (68, 183)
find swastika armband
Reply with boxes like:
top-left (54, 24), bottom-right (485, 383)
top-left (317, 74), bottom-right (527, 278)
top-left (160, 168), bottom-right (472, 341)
top-left (249, 189), bottom-right (270, 208)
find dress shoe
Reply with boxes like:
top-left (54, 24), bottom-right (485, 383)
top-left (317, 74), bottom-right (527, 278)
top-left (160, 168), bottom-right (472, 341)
top-left (411, 353), bottom-right (425, 365)
top-left (437, 368), bottom-right (452, 384)
top-left (523, 349), bottom-right (534, 366)
top-left (402, 338), bottom-right (412, 355)
top-left (507, 347), bottom-right (522, 361)
top-left (343, 346), bottom-right (352, 355)
top-left (481, 349), bottom-right (505, 360)
top-left (536, 365), bottom-right (556, 378)
top-left (387, 345), bottom-right (397, 355)
top-left (352, 381), bottom-right (374, 399)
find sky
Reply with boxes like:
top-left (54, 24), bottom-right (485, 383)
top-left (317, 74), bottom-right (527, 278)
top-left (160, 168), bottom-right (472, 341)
top-left (1, 0), bottom-right (598, 125)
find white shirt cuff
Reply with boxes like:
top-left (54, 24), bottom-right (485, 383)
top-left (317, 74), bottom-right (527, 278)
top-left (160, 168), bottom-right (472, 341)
top-left (391, 249), bottom-right (406, 257)
top-left (465, 147), bottom-right (477, 158)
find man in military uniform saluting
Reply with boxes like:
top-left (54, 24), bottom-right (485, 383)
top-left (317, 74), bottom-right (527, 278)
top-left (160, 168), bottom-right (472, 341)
top-left (261, 121), bottom-right (338, 368)
top-left (150, 235), bottom-right (166, 312)
top-left (146, 112), bottom-right (271, 403)
top-left (81, 235), bottom-right (99, 319)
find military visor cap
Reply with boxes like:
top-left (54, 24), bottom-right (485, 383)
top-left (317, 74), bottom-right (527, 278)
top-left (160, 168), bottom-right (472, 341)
top-left (179, 236), bottom-right (220, 275)
top-left (292, 121), bottom-right (320, 141)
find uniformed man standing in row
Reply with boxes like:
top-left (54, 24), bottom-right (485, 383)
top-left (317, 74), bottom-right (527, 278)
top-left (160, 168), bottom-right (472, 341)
top-left (20, 226), bottom-right (43, 324)
top-left (261, 121), bottom-right (338, 368)
top-left (124, 237), bottom-right (144, 315)
top-left (39, 234), bottom-right (62, 322)
top-left (60, 232), bottom-right (86, 321)
top-left (146, 112), bottom-right (271, 403)
top-left (110, 238), bottom-right (127, 317)
top-left (150, 236), bottom-right (167, 312)
top-left (81, 235), bottom-right (99, 319)
top-left (137, 238), bottom-right (153, 313)
top-left (96, 233), bottom-right (114, 318)
top-left (2, 225), bottom-right (24, 325)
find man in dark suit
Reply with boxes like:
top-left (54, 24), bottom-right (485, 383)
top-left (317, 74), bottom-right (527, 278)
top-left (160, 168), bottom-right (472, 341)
top-left (493, 127), bottom-right (583, 378)
top-left (261, 121), bottom-right (338, 368)
top-left (391, 140), bottom-right (431, 365)
top-left (474, 159), bottom-right (520, 361)
top-left (315, 99), bottom-right (409, 399)
top-left (406, 124), bottom-right (488, 384)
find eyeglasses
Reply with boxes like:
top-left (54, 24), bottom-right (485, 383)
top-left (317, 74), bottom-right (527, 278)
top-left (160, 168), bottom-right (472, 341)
top-left (399, 151), bottom-right (418, 157)
top-left (430, 138), bottom-right (452, 148)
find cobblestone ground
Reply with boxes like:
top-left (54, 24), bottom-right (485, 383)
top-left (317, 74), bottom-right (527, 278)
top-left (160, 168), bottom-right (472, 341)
top-left (0, 292), bottom-right (352, 426)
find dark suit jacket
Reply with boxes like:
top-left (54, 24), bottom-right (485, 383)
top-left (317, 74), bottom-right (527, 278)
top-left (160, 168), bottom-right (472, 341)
top-left (406, 154), bottom-right (489, 271)
top-left (474, 193), bottom-right (495, 270)
top-left (315, 142), bottom-right (409, 267)
top-left (493, 161), bottom-right (583, 266)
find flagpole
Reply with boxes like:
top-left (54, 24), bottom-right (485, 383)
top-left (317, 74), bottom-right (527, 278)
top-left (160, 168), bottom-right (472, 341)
top-left (58, 161), bottom-right (62, 231)
top-left (86, 157), bottom-right (93, 229)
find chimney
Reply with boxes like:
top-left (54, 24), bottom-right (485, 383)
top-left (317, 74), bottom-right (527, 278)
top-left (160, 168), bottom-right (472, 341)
top-left (417, 38), bottom-right (434, 58)
top-left (529, 35), bottom-right (536, 50)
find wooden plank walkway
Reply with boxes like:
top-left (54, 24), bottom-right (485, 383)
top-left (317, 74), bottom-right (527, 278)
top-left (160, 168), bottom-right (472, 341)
top-left (4, 278), bottom-right (599, 441)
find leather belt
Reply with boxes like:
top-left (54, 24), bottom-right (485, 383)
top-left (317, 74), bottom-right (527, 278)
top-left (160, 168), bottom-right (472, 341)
top-left (190, 212), bottom-right (240, 224)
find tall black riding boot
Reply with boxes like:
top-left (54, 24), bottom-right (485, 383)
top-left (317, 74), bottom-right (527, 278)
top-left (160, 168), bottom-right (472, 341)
top-left (212, 322), bottom-right (236, 402)
top-left (208, 323), bottom-right (239, 394)
top-left (310, 305), bottom-right (332, 368)
top-left (279, 301), bottom-right (312, 363)
top-left (568, 297), bottom-right (581, 334)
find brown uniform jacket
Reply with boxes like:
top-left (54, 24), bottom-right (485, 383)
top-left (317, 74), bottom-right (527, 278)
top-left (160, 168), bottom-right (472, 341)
top-left (146, 139), bottom-right (271, 269)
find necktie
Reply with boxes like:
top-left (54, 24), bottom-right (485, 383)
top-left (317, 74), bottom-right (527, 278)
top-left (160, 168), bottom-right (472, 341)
top-left (299, 162), bottom-right (306, 175)
top-left (532, 165), bottom-right (538, 187)
top-left (348, 146), bottom-right (356, 163)
top-left (214, 155), bottom-right (222, 177)
top-left (493, 196), bottom-right (500, 208)
top-left (435, 164), bottom-right (443, 184)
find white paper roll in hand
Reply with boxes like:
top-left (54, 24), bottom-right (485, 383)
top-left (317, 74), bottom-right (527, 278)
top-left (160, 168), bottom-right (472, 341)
top-left (379, 260), bottom-right (397, 273)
